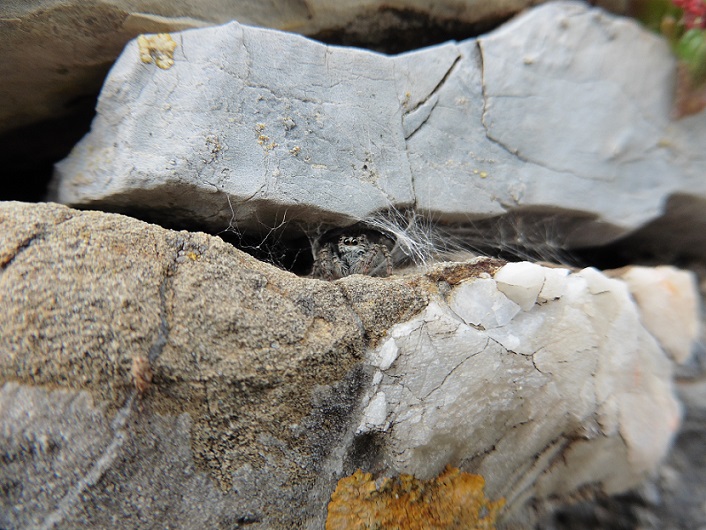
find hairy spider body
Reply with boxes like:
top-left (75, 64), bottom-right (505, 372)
top-left (313, 233), bottom-right (393, 280)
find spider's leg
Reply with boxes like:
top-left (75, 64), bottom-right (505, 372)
top-left (367, 244), bottom-right (392, 277)
top-left (313, 246), bottom-right (343, 280)
top-left (353, 245), bottom-right (389, 277)
top-left (331, 254), bottom-right (348, 279)
top-left (312, 248), bottom-right (326, 277)
top-left (381, 244), bottom-right (393, 276)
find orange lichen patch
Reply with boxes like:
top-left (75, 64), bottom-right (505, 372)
top-left (137, 33), bottom-right (177, 69)
top-left (326, 466), bottom-right (504, 530)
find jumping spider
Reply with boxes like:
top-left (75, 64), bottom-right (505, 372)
top-left (313, 232), bottom-right (393, 280)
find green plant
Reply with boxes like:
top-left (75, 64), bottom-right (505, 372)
top-left (636, 0), bottom-right (706, 116)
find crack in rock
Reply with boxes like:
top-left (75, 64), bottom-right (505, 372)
top-left (38, 396), bottom-right (135, 530)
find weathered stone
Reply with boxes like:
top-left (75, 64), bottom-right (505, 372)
top-left (358, 261), bottom-right (689, 523)
top-left (611, 265), bottom-right (701, 364)
top-left (0, 383), bottom-right (244, 529)
top-left (0, 201), bottom-right (414, 528)
top-left (1, 201), bottom-right (698, 528)
top-left (0, 0), bottom-right (542, 136)
top-left (537, 378), bottom-right (706, 529)
top-left (51, 2), bottom-right (706, 257)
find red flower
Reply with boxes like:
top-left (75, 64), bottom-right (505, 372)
top-left (673, 0), bottom-right (706, 29)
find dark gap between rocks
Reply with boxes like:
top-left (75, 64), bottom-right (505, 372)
top-left (310, 7), bottom-right (514, 54)
top-left (219, 229), bottom-right (315, 276)
top-left (219, 207), bottom-right (706, 278)
top-left (0, 94), bottom-right (97, 202)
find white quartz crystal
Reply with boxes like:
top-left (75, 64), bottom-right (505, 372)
top-left (360, 262), bottom-right (691, 517)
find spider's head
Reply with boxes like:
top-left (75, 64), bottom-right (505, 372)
top-left (337, 234), bottom-right (368, 255)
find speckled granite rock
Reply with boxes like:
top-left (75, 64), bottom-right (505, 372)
top-left (0, 201), bottom-right (426, 528)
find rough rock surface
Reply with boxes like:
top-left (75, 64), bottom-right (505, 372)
top-left (0, 201), bottom-right (698, 528)
top-left (359, 262), bottom-right (693, 525)
top-left (536, 379), bottom-right (706, 530)
top-left (52, 2), bottom-right (706, 255)
top-left (0, 201), bottom-right (427, 528)
top-left (0, 0), bottom-right (542, 136)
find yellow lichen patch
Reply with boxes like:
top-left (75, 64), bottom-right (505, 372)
top-left (137, 33), bottom-right (177, 70)
top-left (257, 133), bottom-right (277, 151)
top-left (326, 466), bottom-right (504, 530)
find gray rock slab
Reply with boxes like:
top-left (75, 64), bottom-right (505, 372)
top-left (52, 22), bottom-right (422, 233)
top-left (0, 0), bottom-right (543, 135)
top-left (52, 2), bottom-right (706, 251)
